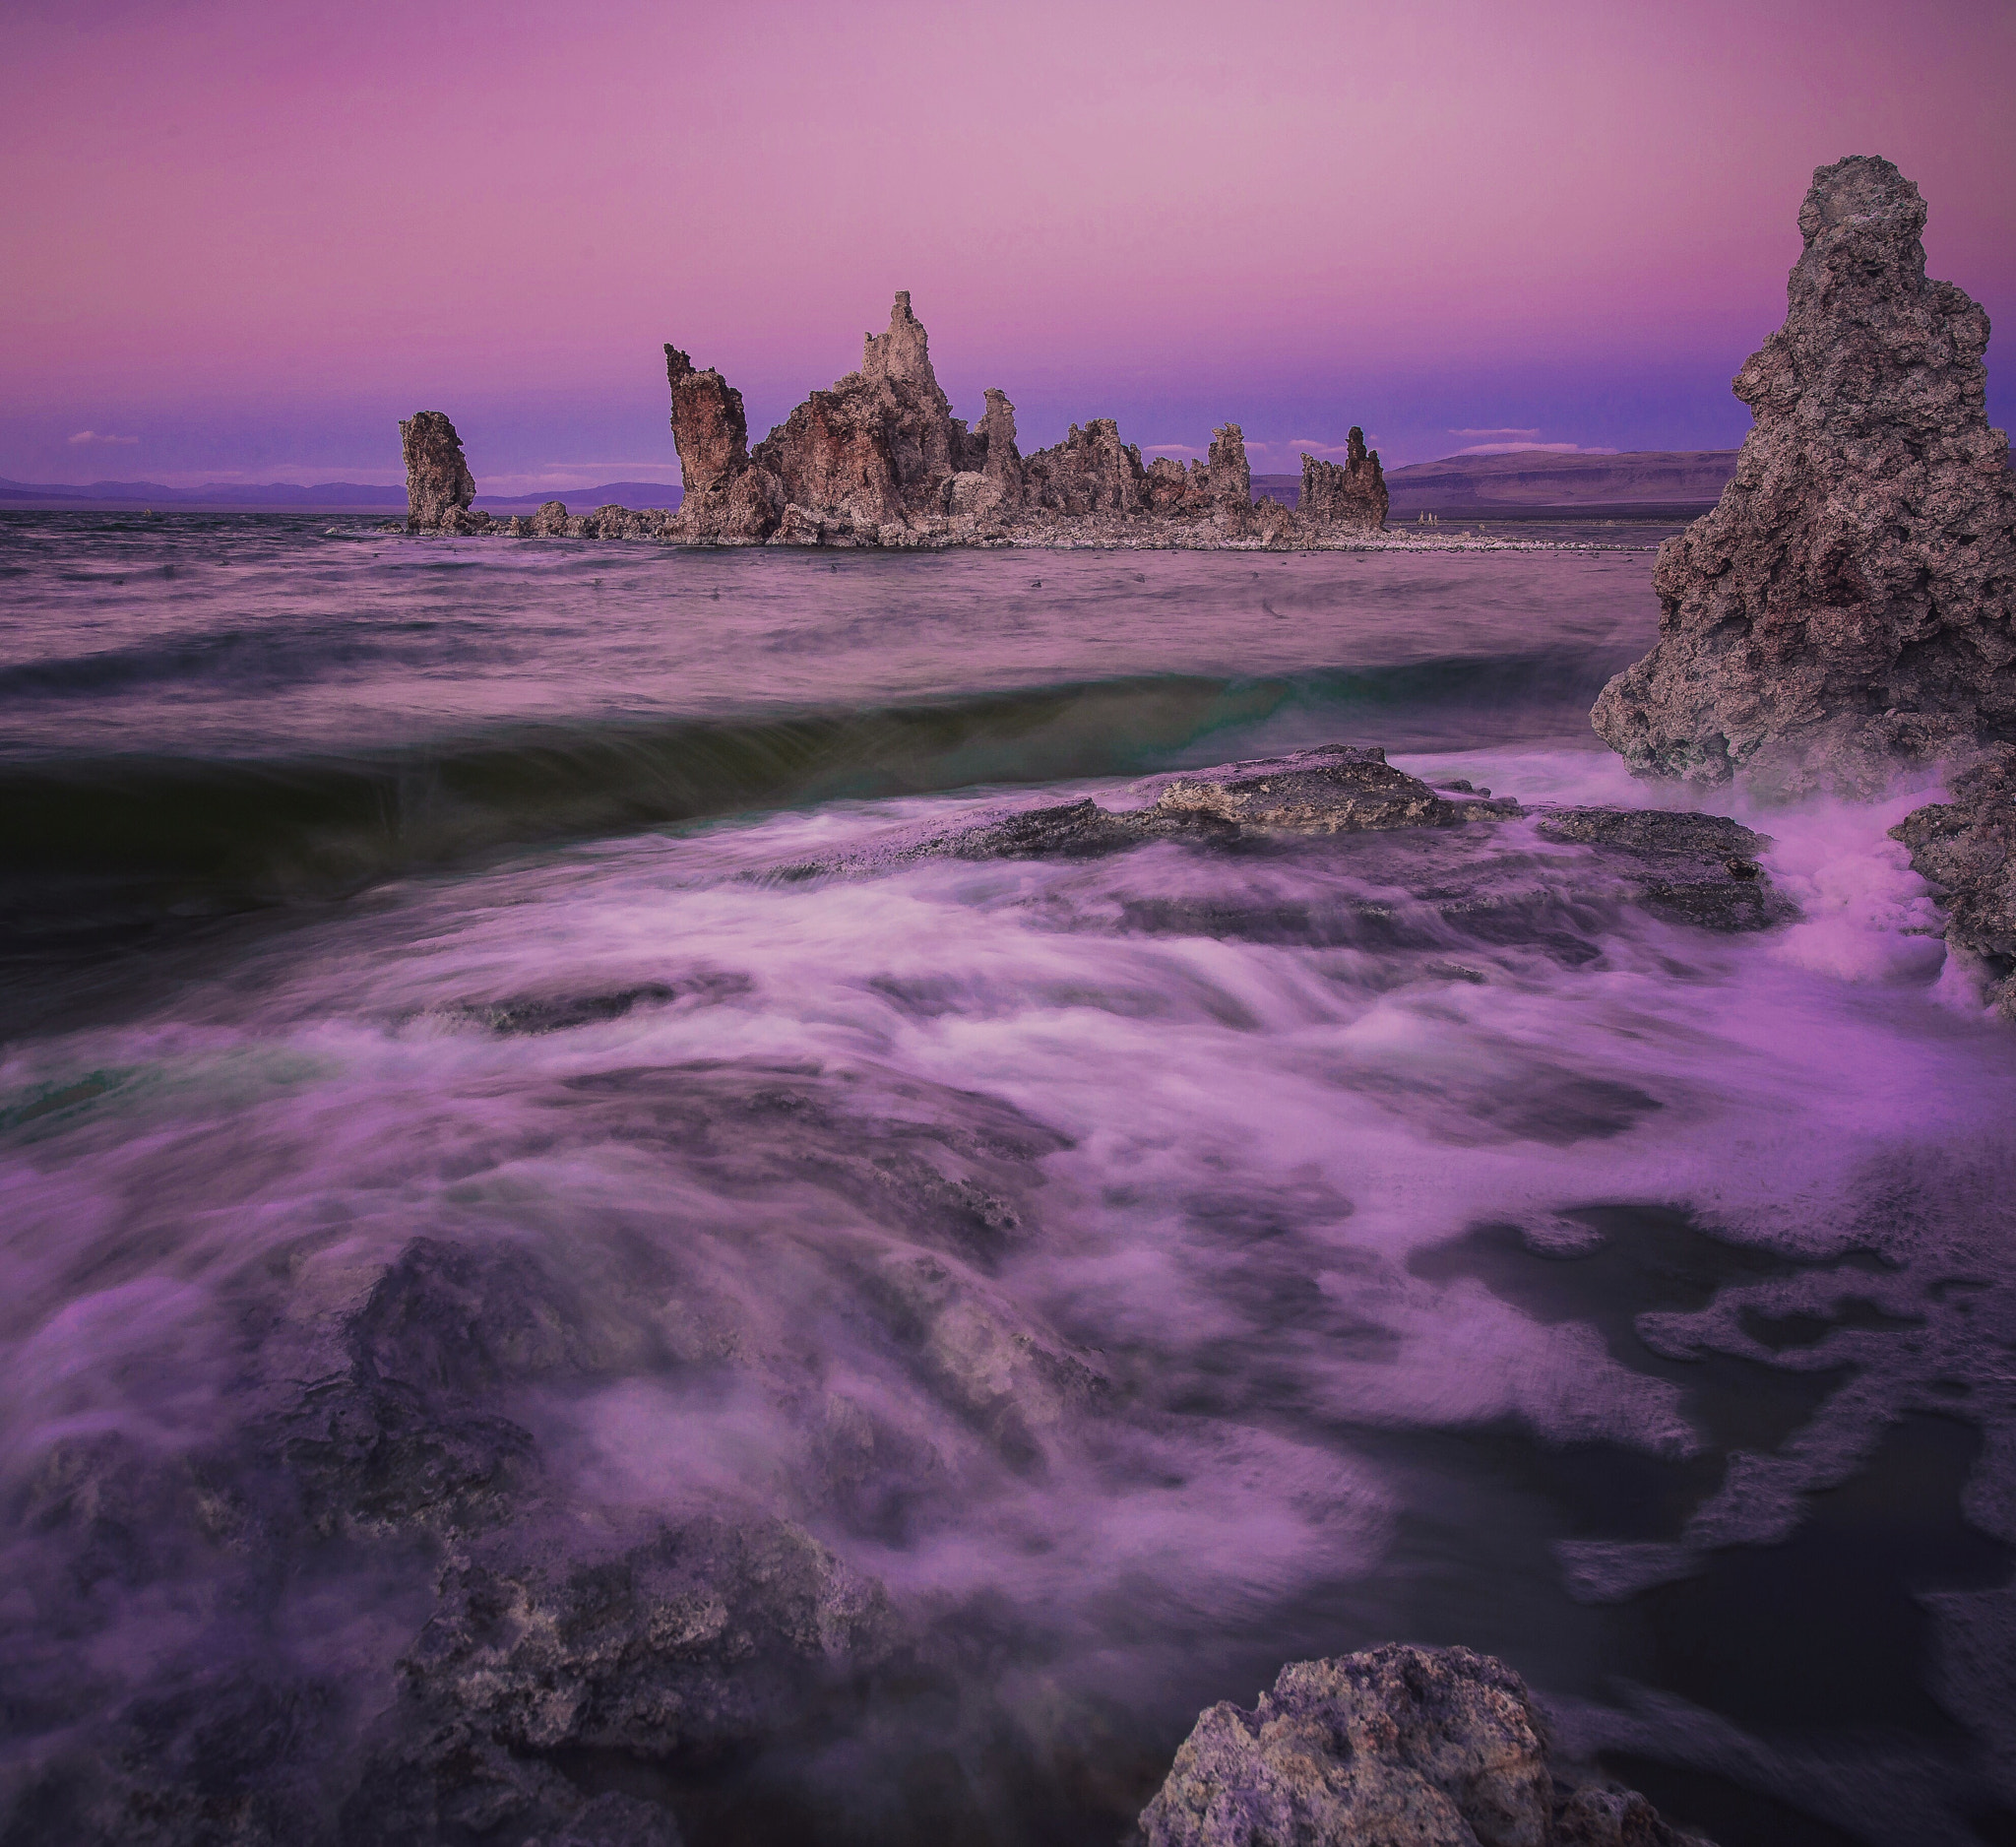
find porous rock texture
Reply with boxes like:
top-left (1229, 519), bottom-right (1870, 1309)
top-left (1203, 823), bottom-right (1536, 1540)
top-left (1137, 1645), bottom-right (1714, 1847)
top-left (0, 1061), bottom-right (1126, 1847)
top-left (1891, 744), bottom-right (2016, 1015)
top-left (1300, 428), bottom-right (1389, 532)
top-left (1592, 156), bottom-right (2016, 796)
top-left (401, 411), bottom-right (479, 533)
top-left (664, 292), bottom-right (1386, 549)
top-left (872, 746), bottom-right (1518, 868)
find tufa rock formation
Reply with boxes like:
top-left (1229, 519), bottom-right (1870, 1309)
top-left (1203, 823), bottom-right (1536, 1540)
top-left (1891, 745), bottom-right (2016, 1017)
top-left (1138, 1645), bottom-right (1715, 1847)
top-left (1592, 156), bottom-right (2016, 796)
top-left (663, 292), bottom-right (1384, 548)
top-left (401, 412), bottom-right (480, 533)
top-left (1301, 428), bottom-right (1389, 531)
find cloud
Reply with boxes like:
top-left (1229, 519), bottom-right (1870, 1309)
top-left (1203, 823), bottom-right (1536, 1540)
top-left (1451, 441), bottom-right (1619, 457)
top-left (68, 429), bottom-right (140, 446)
top-left (1140, 443), bottom-right (1200, 458)
top-left (1283, 436), bottom-right (1379, 457)
top-left (1449, 427), bottom-right (1542, 441)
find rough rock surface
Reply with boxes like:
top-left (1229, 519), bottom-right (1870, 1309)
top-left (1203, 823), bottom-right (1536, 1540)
top-left (1150, 745), bottom-right (1516, 833)
top-left (1138, 1645), bottom-right (1713, 1847)
top-left (401, 412), bottom-right (477, 533)
top-left (1024, 417), bottom-right (1149, 516)
top-left (661, 292), bottom-right (1387, 549)
top-left (1891, 744), bottom-right (2016, 1015)
top-left (1300, 429), bottom-right (1389, 531)
top-left (1534, 807), bottom-right (1794, 932)
top-left (872, 748), bottom-right (1516, 868)
top-left (1592, 156), bottom-right (2016, 796)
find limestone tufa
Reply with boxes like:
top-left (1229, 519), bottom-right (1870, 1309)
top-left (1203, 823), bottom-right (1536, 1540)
top-left (401, 411), bottom-right (478, 533)
top-left (1592, 156), bottom-right (2016, 796)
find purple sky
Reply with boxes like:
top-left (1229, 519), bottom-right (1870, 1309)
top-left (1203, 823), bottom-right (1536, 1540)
top-left (4, 0), bottom-right (2012, 492)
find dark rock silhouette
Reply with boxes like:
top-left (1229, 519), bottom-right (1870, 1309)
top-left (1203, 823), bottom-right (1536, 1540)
top-left (1593, 156), bottom-right (2016, 796)
top-left (1300, 427), bottom-right (1389, 530)
top-left (401, 412), bottom-right (477, 533)
top-left (1139, 1644), bottom-right (1714, 1847)
top-left (1892, 744), bottom-right (2016, 1016)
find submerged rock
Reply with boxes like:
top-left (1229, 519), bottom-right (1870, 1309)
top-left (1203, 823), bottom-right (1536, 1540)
top-left (1300, 428), bottom-right (1389, 531)
top-left (351, 1515), bottom-right (901, 1846)
top-left (1534, 806), bottom-right (1794, 932)
top-left (1138, 1644), bottom-right (1714, 1847)
top-left (1592, 156), bottom-right (2016, 796)
top-left (1891, 744), bottom-right (2016, 1016)
top-left (401, 411), bottom-right (477, 534)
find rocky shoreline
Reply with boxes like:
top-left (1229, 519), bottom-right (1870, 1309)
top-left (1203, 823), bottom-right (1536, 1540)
top-left (397, 292), bottom-right (1622, 552)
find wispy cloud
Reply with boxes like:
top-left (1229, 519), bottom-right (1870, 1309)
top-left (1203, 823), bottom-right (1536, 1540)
top-left (1140, 443), bottom-right (1200, 458)
top-left (1449, 427), bottom-right (1541, 441)
top-left (1284, 436), bottom-right (1379, 457)
top-left (1451, 441), bottom-right (1618, 457)
top-left (68, 429), bottom-right (140, 446)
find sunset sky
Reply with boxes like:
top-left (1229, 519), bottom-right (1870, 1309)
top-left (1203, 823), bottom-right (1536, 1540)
top-left (4, 0), bottom-right (2013, 492)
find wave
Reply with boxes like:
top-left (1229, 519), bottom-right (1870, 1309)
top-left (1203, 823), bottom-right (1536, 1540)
top-left (0, 645), bottom-right (1625, 921)
top-left (0, 621), bottom-right (493, 701)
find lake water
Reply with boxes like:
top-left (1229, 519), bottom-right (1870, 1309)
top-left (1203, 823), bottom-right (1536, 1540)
top-left (2, 512), bottom-right (2012, 1847)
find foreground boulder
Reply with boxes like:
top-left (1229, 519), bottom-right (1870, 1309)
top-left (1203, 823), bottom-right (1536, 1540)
top-left (883, 747), bottom-right (1516, 865)
top-left (1533, 807), bottom-right (1793, 932)
top-left (1138, 1645), bottom-right (1713, 1847)
top-left (1592, 156), bottom-right (2016, 796)
top-left (1891, 745), bottom-right (2016, 1016)
top-left (401, 412), bottom-right (479, 533)
top-left (1152, 745), bottom-right (1513, 832)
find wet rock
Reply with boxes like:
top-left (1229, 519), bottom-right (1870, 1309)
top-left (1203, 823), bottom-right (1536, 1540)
top-left (349, 1515), bottom-right (903, 1846)
top-left (1891, 744), bottom-right (2016, 1015)
top-left (869, 753), bottom-right (1514, 874)
top-left (538, 1793), bottom-right (684, 1847)
top-left (1534, 806), bottom-right (1795, 932)
top-left (401, 411), bottom-right (477, 534)
top-left (912, 796), bottom-right (1236, 861)
top-left (1138, 1644), bottom-right (1713, 1847)
top-left (267, 1235), bottom-right (673, 1543)
top-left (1592, 157), bottom-right (2016, 796)
top-left (1300, 428), bottom-right (1389, 532)
top-left (1152, 745), bottom-right (1517, 833)
top-left (438, 982), bottom-right (682, 1035)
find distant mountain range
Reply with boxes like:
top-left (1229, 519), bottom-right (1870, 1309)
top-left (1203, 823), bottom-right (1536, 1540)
top-left (1254, 449), bottom-right (1747, 517)
top-left (0, 478), bottom-right (687, 510)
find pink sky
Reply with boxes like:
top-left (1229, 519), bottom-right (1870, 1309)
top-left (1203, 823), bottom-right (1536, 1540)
top-left (4, 0), bottom-right (2012, 490)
